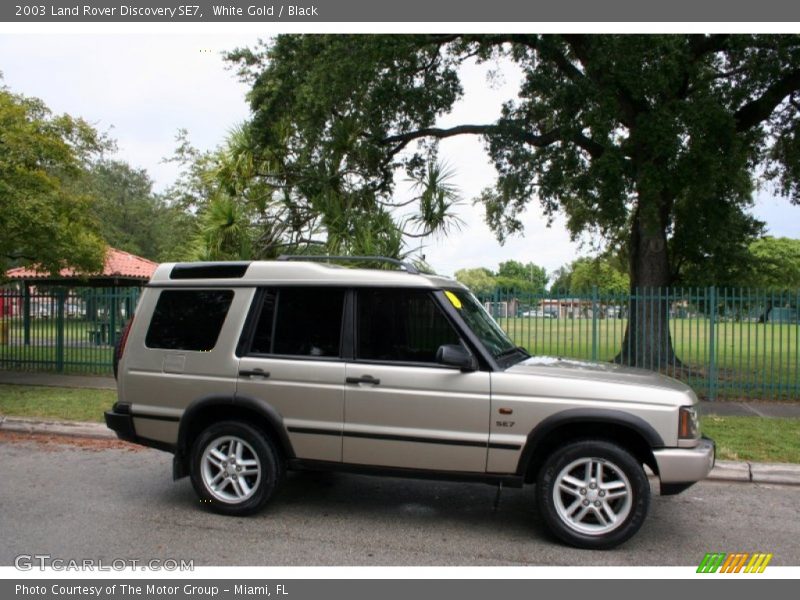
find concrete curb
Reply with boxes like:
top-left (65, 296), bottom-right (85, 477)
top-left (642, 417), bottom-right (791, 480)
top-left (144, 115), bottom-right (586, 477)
top-left (750, 463), bottom-right (800, 485)
top-left (0, 416), bottom-right (115, 440)
top-left (2, 416), bottom-right (800, 486)
top-left (706, 460), bottom-right (751, 482)
top-left (698, 458), bottom-right (800, 486)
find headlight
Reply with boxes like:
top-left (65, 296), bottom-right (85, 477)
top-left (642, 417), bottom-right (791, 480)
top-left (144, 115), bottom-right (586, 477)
top-left (678, 406), bottom-right (700, 439)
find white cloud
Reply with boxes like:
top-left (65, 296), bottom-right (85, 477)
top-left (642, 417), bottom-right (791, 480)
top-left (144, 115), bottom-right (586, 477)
top-left (0, 33), bottom-right (259, 188)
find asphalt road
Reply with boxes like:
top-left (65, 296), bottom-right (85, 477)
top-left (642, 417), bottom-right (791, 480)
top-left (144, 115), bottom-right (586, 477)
top-left (2, 433), bottom-right (798, 567)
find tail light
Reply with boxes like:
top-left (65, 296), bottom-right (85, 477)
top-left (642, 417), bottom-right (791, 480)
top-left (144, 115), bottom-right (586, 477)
top-left (114, 317), bottom-right (134, 379)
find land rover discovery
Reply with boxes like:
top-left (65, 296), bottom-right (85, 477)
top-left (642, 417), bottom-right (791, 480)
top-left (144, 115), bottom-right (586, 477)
top-left (105, 256), bottom-right (714, 549)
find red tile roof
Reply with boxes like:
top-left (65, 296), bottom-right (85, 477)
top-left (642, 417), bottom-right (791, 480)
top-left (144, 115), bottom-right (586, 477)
top-left (5, 248), bottom-right (158, 281)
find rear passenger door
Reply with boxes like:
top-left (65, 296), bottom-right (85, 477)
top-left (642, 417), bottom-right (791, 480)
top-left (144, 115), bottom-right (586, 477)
top-left (236, 287), bottom-right (347, 463)
top-left (343, 289), bottom-right (491, 473)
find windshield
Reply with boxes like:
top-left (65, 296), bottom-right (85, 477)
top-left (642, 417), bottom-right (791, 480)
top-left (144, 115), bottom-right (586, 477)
top-left (443, 289), bottom-right (520, 360)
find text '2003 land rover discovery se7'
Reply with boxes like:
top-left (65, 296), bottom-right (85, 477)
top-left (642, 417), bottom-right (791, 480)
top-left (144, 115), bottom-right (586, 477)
top-left (105, 256), bottom-right (714, 549)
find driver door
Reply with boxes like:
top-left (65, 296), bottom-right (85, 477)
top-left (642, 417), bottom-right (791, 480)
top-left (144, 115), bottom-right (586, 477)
top-left (343, 288), bottom-right (491, 473)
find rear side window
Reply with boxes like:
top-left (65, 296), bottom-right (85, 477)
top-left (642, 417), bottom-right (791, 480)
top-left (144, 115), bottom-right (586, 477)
top-left (249, 288), bottom-right (345, 358)
top-left (145, 290), bottom-right (234, 351)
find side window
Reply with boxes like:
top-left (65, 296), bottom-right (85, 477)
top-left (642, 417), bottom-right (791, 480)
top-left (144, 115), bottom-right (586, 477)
top-left (250, 288), bottom-right (345, 358)
top-left (249, 290), bottom-right (277, 355)
top-left (357, 289), bottom-right (462, 364)
top-left (145, 290), bottom-right (234, 351)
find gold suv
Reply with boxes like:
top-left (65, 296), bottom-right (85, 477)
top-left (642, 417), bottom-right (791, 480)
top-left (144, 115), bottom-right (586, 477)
top-left (105, 256), bottom-right (714, 549)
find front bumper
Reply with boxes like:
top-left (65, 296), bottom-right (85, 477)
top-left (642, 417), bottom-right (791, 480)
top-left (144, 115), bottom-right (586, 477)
top-left (653, 436), bottom-right (715, 494)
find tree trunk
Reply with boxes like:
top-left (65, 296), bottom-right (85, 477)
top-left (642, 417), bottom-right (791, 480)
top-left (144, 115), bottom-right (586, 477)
top-left (757, 300), bottom-right (773, 324)
top-left (614, 204), bottom-right (682, 369)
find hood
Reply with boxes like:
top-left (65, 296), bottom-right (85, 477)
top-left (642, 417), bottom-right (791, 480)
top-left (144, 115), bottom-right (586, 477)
top-left (506, 356), bottom-right (694, 396)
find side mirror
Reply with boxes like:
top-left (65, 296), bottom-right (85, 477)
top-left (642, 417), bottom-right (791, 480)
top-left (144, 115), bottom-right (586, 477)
top-left (436, 344), bottom-right (478, 372)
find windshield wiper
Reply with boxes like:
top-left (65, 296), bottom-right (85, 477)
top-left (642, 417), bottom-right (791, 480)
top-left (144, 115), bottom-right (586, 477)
top-left (495, 346), bottom-right (531, 361)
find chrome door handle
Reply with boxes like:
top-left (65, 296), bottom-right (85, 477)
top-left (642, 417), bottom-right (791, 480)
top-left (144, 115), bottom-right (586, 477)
top-left (346, 375), bottom-right (380, 385)
top-left (239, 369), bottom-right (270, 379)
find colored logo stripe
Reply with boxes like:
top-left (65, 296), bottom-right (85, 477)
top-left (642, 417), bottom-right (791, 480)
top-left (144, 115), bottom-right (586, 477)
top-left (697, 552), bottom-right (772, 573)
top-left (745, 553), bottom-right (773, 573)
top-left (720, 553), bottom-right (748, 573)
top-left (697, 553), bottom-right (726, 573)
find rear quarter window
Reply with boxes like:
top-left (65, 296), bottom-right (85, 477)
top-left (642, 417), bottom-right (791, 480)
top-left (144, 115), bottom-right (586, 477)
top-left (145, 289), bottom-right (234, 351)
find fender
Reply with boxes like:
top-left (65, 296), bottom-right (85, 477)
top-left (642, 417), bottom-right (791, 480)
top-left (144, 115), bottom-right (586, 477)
top-left (173, 394), bottom-right (295, 479)
top-left (515, 408), bottom-right (665, 476)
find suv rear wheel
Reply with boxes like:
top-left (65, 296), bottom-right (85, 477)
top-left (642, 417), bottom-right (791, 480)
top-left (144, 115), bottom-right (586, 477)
top-left (536, 439), bottom-right (650, 549)
top-left (190, 421), bottom-right (283, 516)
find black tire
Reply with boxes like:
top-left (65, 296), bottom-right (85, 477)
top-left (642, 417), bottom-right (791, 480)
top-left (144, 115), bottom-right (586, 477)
top-left (189, 420), bottom-right (284, 516)
top-left (535, 439), bottom-right (650, 549)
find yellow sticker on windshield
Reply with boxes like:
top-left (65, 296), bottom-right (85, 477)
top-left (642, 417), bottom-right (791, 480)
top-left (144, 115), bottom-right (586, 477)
top-left (445, 290), bottom-right (462, 309)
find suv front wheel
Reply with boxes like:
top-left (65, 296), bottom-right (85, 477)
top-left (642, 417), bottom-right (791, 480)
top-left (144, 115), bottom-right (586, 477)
top-left (190, 421), bottom-right (283, 516)
top-left (536, 439), bottom-right (650, 549)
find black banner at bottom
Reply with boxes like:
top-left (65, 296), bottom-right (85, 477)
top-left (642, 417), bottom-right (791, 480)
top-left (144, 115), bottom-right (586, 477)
top-left (3, 579), bottom-right (794, 600)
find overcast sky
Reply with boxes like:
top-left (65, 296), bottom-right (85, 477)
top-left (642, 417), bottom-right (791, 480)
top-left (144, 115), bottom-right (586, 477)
top-left (1, 33), bottom-right (798, 277)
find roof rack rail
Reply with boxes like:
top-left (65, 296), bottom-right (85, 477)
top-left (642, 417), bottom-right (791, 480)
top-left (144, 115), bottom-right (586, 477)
top-left (276, 255), bottom-right (420, 275)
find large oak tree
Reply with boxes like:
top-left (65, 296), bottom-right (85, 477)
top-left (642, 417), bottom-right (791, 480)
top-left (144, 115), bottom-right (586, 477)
top-left (227, 34), bottom-right (800, 366)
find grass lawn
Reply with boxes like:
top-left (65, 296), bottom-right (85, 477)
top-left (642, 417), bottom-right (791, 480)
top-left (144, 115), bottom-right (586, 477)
top-left (700, 415), bottom-right (800, 463)
top-left (0, 384), bottom-right (115, 423)
top-left (499, 316), bottom-right (798, 369)
top-left (0, 383), bottom-right (798, 464)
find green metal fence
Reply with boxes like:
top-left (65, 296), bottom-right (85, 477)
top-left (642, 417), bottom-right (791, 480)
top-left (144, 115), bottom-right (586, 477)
top-left (0, 286), bottom-right (141, 374)
top-left (1, 284), bottom-right (797, 401)
top-left (479, 287), bottom-right (799, 401)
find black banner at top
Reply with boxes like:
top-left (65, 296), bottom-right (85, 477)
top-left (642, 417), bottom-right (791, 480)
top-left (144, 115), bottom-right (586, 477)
top-left (3, 0), bottom-right (800, 22)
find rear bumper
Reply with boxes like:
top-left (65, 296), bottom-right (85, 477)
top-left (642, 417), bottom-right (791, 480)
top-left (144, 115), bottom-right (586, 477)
top-left (653, 436), bottom-right (715, 494)
top-left (104, 403), bottom-right (175, 453)
top-left (104, 406), bottom-right (137, 443)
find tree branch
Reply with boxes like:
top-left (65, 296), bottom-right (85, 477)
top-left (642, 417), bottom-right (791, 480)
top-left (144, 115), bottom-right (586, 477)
top-left (537, 38), bottom-right (585, 83)
top-left (381, 123), bottom-right (606, 160)
top-left (382, 124), bottom-right (562, 148)
top-left (572, 132), bottom-right (605, 159)
top-left (735, 68), bottom-right (800, 131)
top-left (382, 124), bottom-right (498, 144)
